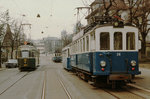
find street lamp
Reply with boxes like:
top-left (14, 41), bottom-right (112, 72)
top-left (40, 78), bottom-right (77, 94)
top-left (37, 14), bottom-right (40, 18)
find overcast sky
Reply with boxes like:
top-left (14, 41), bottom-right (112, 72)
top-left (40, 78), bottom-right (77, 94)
top-left (0, 0), bottom-right (94, 40)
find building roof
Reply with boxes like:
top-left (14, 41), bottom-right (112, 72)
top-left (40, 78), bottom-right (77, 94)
top-left (86, 0), bottom-right (128, 19)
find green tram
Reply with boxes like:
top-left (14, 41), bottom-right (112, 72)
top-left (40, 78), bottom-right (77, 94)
top-left (17, 44), bottom-right (39, 71)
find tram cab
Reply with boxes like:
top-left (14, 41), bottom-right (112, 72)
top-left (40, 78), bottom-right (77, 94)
top-left (18, 43), bottom-right (39, 71)
top-left (94, 25), bottom-right (140, 76)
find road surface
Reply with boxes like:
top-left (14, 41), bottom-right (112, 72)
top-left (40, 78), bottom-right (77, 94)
top-left (0, 55), bottom-right (150, 99)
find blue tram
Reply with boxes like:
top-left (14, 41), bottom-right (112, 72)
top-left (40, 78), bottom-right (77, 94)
top-left (62, 22), bottom-right (141, 87)
top-left (17, 43), bottom-right (39, 71)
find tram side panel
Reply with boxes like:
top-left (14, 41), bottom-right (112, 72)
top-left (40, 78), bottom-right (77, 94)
top-left (70, 55), bottom-right (77, 68)
top-left (70, 53), bottom-right (93, 74)
top-left (77, 53), bottom-right (93, 73)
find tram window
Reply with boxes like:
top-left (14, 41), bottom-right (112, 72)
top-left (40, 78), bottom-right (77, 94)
top-left (114, 32), bottom-right (122, 50)
top-left (72, 45), bottom-right (74, 54)
top-left (22, 51), bottom-right (29, 58)
top-left (32, 52), bottom-right (35, 57)
top-left (68, 49), bottom-right (70, 57)
top-left (126, 32), bottom-right (135, 50)
top-left (86, 36), bottom-right (89, 51)
top-left (83, 38), bottom-right (85, 52)
top-left (100, 32), bottom-right (110, 50)
top-left (90, 32), bottom-right (96, 51)
top-left (78, 41), bottom-right (79, 52)
top-left (76, 42), bottom-right (77, 53)
top-left (80, 39), bottom-right (82, 52)
top-left (70, 47), bottom-right (72, 54)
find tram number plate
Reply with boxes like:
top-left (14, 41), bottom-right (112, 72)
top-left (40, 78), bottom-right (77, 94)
top-left (116, 53), bottom-right (121, 56)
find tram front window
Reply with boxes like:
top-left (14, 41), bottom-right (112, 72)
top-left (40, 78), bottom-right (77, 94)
top-left (100, 32), bottom-right (110, 50)
top-left (126, 32), bottom-right (135, 50)
top-left (114, 32), bottom-right (122, 50)
top-left (22, 51), bottom-right (29, 58)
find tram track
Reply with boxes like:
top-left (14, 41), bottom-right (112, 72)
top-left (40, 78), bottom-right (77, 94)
top-left (102, 89), bottom-right (120, 99)
top-left (57, 69), bottom-right (72, 99)
top-left (101, 83), bottom-right (150, 99)
top-left (58, 78), bottom-right (72, 99)
top-left (0, 72), bottom-right (20, 86)
top-left (0, 72), bottom-right (30, 95)
top-left (126, 84), bottom-right (150, 98)
top-left (128, 83), bottom-right (150, 93)
top-left (103, 88), bottom-right (145, 99)
top-left (41, 70), bottom-right (72, 99)
top-left (41, 71), bottom-right (46, 99)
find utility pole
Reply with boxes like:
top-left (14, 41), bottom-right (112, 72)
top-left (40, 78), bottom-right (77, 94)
top-left (75, 7), bottom-right (91, 33)
top-left (0, 42), bottom-right (1, 68)
top-left (21, 23), bottom-right (32, 41)
top-left (0, 34), bottom-right (3, 68)
top-left (76, 7), bottom-right (91, 22)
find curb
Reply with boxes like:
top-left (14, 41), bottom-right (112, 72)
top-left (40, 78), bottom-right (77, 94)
top-left (139, 64), bottom-right (150, 69)
top-left (0, 68), bottom-right (6, 71)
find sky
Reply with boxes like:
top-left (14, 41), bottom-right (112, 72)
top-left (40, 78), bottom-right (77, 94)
top-left (0, 0), bottom-right (94, 40)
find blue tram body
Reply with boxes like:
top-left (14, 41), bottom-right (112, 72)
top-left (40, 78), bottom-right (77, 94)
top-left (63, 57), bottom-right (71, 70)
top-left (62, 24), bottom-right (141, 87)
top-left (62, 47), bottom-right (72, 70)
top-left (70, 52), bottom-right (140, 76)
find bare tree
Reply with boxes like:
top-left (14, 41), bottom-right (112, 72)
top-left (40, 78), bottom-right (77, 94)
top-left (61, 30), bottom-right (72, 47)
top-left (102, 0), bottom-right (113, 17)
top-left (0, 10), bottom-right (26, 59)
top-left (122, 0), bottom-right (150, 54)
top-left (10, 22), bottom-right (25, 58)
top-left (99, 0), bottom-right (150, 54)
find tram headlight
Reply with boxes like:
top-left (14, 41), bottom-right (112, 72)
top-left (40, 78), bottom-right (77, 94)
top-left (131, 60), bottom-right (136, 66)
top-left (100, 61), bottom-right (106, 67)
top-left (114, 22), bottom-right (119, 27)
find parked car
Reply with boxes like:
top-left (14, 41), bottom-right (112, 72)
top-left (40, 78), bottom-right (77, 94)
top-left (5, 59), bottom-right (18, 68)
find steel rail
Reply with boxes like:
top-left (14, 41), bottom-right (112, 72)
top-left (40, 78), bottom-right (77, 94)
top-left (103, 89), bottom-right (120, 99)
top-left (0, 72), bottom-right (20, 85)
top-left (128, 84), bottom-right (150, 93)
top-left (125, 89), bottom-right (145, 99)
top-left (58, 78), bottom-right (72, 99)
top-left (103, 88), bottom-right (145, 99)
top-left (41, 71), bottom-right (46, 99)
top-left (0, 72), bottom-right (29, 95)
top-left (126, 84), bottom-right (150, 98)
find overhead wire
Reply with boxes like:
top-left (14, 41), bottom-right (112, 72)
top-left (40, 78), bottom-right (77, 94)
top-left (11, 0), bottom-right (29, 18)
top-left (11, 0), bottom-right (32, 40)
top-left (81, 0), bottom-right (87, 6)
top-left (42, 0), bottom-right (54, 35)
top-left (49, 0), bottom-right (53, 17)
top-left (88, 0), bottom-right (93, 4)
top-left (83, 0), bottom-right (90, 6)
top-left (79, 10), bottom-right (89, 22)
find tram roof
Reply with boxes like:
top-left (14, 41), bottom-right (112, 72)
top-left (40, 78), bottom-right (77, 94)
top-left (18, 45), bottom-right (37, 51)
top-left (73, 24), bottom-right (137, 42)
